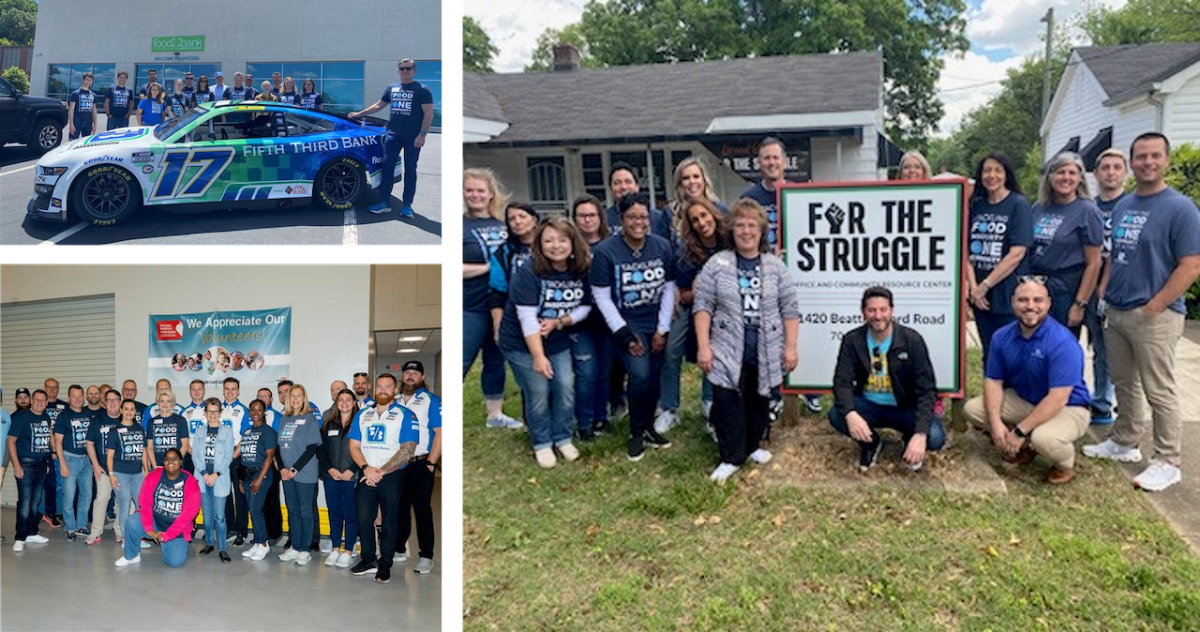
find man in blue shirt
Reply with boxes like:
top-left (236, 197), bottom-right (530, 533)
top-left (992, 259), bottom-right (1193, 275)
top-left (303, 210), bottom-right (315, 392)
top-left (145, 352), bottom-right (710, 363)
top-left (104, 70), bottom-right (135, 130)
top-left (350, 59), bottom-right (434, 218)
top-left (1086, 148), bottom-right (1128, 426)
top-left (0, 388), bottom-right (11, 543)
top-left (8, 389), bottom-right (54, 550)
top-left (1084, 132), bottom-right (1200, 492)
top-left (964, 277), bottom-right (1091, 484)
top-left (68, 72), bottom-right (98, 140)
top-left (220, 377), bottom-right (250, 546)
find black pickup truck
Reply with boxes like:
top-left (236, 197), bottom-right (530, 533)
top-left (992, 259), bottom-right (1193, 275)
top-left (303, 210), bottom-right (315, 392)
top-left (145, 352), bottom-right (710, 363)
top-left (0, 76), bottom-right (67, 154)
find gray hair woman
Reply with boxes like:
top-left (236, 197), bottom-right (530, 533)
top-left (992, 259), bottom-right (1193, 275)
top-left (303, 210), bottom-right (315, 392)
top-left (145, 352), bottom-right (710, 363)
top-left (1028, 151), bottom-right (1103, 336)
top-left (692, 199), bottom-right (800, 483)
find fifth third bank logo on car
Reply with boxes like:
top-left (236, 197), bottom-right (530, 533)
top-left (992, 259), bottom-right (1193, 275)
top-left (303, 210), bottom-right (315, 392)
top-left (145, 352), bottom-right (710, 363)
top-left (157, 320), bottom-right (184, 341)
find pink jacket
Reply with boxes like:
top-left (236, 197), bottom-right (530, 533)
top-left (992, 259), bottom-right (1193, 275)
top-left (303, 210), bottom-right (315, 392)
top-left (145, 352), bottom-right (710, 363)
top-left (136, 468), bottom-right (201, 542)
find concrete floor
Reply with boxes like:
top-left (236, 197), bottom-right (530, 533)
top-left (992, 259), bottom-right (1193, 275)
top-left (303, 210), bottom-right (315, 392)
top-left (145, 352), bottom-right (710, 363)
top-left (0, 493), bottom-right (441, 631)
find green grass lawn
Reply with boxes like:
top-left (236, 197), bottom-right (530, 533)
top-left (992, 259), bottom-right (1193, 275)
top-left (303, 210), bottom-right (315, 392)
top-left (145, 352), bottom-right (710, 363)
top-left (463, 349), bottom-right (1200, 631)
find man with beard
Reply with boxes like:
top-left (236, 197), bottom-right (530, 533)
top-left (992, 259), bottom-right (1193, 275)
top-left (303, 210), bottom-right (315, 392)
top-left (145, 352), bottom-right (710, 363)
top-left (42, 379), bottom-right (67, 528)
top-left (8, 390), bottom-right (53, 551)
top-left (828, 286), bottom-right (944, 474)
top-left (394, 361), bottom-right (440, 574)
top-left (965, 277), bottom-right (1091, 484)
top-left (347, 373), bottom-right (419, 584)
top-left (85, 386), bottom-right (104, 414)
top-left (352, 372), bottom-right (376, 408)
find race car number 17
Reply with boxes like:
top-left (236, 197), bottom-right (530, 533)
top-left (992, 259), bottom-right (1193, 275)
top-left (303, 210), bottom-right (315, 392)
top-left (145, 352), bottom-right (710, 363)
top-left (149, 148), bottom-right (236, 201)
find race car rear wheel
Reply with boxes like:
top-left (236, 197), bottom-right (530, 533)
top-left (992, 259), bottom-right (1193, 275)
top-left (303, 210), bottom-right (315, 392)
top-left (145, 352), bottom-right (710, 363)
top-left (71, 164), bottom-right (141, 225)
top-left (315, 157), bottom-right (366, 210)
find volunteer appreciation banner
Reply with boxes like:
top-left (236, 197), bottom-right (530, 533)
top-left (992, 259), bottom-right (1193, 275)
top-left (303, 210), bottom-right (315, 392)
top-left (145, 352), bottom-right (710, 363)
top-left (148, 308), bottom-right (291, 395)
top-left (779, 180), bottom-right (966, 395)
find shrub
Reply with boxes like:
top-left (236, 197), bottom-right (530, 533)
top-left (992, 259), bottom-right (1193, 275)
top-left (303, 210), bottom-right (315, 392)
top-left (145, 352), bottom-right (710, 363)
top-left (2, 66), bottom-right (29, 94)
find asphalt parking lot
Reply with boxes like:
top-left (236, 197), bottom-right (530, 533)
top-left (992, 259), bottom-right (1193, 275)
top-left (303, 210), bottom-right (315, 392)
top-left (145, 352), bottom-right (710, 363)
top-left (0, 131), bottom-right (441, 246)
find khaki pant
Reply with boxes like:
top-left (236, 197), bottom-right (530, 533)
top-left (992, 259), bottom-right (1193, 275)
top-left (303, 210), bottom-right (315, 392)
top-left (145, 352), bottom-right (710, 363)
top-left (1104, 307), bottom-right (1185, 464)
top-left (88, 473), bottom-right (117, 539)
top-left (964, 389), bottom-right (1090, 469)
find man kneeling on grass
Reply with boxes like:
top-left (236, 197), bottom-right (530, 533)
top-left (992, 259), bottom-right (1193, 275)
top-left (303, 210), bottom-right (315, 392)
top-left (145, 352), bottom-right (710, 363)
top-left (963, 277), bottom-right (1091, 484)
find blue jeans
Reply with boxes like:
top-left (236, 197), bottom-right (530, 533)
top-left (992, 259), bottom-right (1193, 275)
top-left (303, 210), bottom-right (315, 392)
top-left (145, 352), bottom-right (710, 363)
top-left (246, 468), bottom-right (273, 545)
top-left (617, 332), bottom-right (666, 437)
top-left (658, 308), bottom-right (713, 412)
top-left (377, 131), bottom-right (419, 207)
top-left (1084, 298), bottom-right (1114, 414)
top-left (463, 309), bottom-right (506, 399)
top-left (39, 459), bottom-right (57, 517)
top-left (568, 326), bottom-right (603, 431)
top-left (61, 453), bottom-right (94, 532)
top-left (828, 396), bottom-right (947, 452)
top-left (106, 116), bottom-right (130, 130)
top-left (15, 457), bottom-right (49, 541)
top-left (504, 346), bottom-right (575, 450)
top-left (199, 486), bottom-right (228, 551)
top-left (324, 477), bottom-right (358, 550)
top-left (123, 514), bottom-right (188, 567)
top-left (112, 471), bottom-right (144, 539)
top-left (974, 309), bottom-right (1016, 369)
top-left (282, 480), bottom-right (315, 552)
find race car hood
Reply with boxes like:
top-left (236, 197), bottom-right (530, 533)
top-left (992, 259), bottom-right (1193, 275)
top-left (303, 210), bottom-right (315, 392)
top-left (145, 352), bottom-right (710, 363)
top-left (37, 126), bottom-right (161, 169)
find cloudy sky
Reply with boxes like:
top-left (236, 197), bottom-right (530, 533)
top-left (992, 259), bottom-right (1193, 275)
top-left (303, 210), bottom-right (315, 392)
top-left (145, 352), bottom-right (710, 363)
top-left (465, 0), bottom-right (1129, 135)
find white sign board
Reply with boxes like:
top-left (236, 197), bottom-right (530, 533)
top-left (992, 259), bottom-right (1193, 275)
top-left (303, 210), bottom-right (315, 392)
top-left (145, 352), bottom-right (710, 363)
top-left (779, 180), bottom-right (966, 394)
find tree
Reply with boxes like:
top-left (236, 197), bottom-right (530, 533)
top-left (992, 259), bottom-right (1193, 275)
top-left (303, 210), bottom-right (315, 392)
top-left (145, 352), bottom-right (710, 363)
top-left (0, 0), bottom-right (37, 46)
top-left (464, 16), bottom-right (497, 73)
top-left (2, 65), bottom-right (28, 93)
top-left (569, 0), bottom-right (969, 146)
top-left (1078, 0), bottom-right (1200, 45)
top-left (526, 24), bottom-right (599, 72)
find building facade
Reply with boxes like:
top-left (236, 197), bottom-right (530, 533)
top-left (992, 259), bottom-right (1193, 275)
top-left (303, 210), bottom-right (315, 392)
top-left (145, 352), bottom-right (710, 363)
top-left (29, 0), bottom-right (442, 127)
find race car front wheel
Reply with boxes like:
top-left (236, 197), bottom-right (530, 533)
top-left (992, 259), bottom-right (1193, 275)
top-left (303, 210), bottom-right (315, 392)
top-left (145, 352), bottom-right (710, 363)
top-left (71, 164), bottom-right (141, 225)
top-left (315, 157), bottom-right (366, 211)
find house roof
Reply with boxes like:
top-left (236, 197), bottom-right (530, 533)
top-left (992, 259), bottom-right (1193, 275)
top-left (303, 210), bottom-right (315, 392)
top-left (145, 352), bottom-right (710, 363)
top-left (464, 51), bottom-right (883, 144)
top-left (1076, 43), bottom-right (1200, 103)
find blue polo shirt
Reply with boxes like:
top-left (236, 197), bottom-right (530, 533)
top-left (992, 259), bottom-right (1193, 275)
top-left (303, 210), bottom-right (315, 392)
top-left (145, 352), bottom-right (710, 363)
top-left (985, 318), bottom-right (1090, 408)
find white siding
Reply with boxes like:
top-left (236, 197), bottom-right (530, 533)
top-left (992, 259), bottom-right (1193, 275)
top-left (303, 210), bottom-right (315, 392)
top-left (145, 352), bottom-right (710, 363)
top-left (1115, 101), bottom-right (1160, 152)
top-left (1044, 62), bottom-right (1112, 162)
top-left (1164, 72), bottom-right (1200, 145)
top-left (810, 130), bottom-right (881, 183)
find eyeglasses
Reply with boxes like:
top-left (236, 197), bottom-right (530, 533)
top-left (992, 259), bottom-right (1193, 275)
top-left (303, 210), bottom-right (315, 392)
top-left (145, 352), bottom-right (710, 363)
top-left (871, 347), bottom-right (884, 373)
top-left (1016, 275), bottom-right (1048, 286)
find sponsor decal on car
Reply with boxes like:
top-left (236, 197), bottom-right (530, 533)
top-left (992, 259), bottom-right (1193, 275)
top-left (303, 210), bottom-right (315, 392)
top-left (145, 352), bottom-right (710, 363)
top-left (142, 165), bottom-right (154, 174)
top-left (291, 185), bottom-right (307, 195)
top-left (132, 151), bottom-right (155, 163)
top-left (83, 155), bottom-right (125, 166)
top-left (51, 198), bottom-right (62, 208)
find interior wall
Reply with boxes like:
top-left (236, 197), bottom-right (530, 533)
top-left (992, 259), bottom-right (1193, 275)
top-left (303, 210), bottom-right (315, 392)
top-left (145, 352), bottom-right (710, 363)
top-left (373, 265), bottom-right (441, 331)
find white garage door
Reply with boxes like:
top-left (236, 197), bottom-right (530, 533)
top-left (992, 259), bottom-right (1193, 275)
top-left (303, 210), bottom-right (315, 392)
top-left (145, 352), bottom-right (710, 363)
top-left (1, 295), bottom-right (116, 508)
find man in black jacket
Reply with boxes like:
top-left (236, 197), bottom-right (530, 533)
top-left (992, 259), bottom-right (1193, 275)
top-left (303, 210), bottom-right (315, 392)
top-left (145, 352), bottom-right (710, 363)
top-left (828, 286), bottom-right (944, 472)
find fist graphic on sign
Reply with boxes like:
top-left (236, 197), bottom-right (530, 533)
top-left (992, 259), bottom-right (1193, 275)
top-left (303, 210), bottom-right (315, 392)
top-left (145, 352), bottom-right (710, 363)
top-left (825, 203), bottom-right (847, 234)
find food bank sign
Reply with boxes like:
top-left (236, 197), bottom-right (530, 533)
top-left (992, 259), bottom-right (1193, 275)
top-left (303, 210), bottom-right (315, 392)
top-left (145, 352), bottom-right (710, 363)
top-left (152, 36), bottom-right (205, 52)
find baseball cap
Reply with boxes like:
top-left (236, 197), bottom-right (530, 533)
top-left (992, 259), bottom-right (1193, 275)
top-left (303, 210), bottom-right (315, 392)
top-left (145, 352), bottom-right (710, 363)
top-left (402, 361), bottom-right (424, 374)
top-left (214, 71), bottom-right (224, 77)
top-left (15, 387), bottom-right (30, 396)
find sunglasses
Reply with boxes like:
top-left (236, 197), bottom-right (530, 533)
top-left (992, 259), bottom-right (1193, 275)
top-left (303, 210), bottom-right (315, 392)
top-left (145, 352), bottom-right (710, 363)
top-left (399, 67), bottom-right (415, 71)
top-left (871, 346), bottom-right (884, 373)
top-left (353, 372), bottom-right (369, 378)
top-left (1016, 275), bottom-right (1048, 286)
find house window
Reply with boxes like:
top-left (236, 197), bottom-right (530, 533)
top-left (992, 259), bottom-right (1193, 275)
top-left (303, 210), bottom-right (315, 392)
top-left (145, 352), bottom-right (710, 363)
top-left (527, 156), bottom-right (566, 211)
top-left (581, 153), bottom-right (607, 202)
top-left (3, 50), bottom-right (19, 73)
top-left (609, 150), bottom-right (665, 207)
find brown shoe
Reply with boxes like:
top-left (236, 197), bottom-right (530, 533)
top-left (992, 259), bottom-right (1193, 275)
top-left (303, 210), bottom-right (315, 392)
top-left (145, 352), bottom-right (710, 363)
top-left (1004, 446), bottom-right (1037, 465)
top-left (1047, 466), bottom-right (1076, 485)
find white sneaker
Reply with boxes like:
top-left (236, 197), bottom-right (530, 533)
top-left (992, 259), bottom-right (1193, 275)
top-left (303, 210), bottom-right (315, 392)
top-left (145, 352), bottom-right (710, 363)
top-left (749, 449), bottom-right (773, 464)
top-left (26, 534), bottom-right (49, 544)
top-left (320, 539), bottom-right (333, 554)
top-left (557, 442), bottom-right (580, 462)
top-left (325, 549), bottom-right (341, 566)
top-left (115, 554), bottom-right (141, 567)
top-left (250, 544), bottom-right (269, 561)
top-left (139, 539), bottom-right (151, 549)
top-left (12, 541), bottom-right (24, 552)
top-left (702, 400), bottom-right (712, 419)
top-left (1133, 460), bottom-right (1182, 492)
top-left (534, 448), bottom-right (557, 469)
top-left (242, 544), bottom-right (258, 558)
top-left (336, 551), bottom-right (353, 568)
top-left (653, 409), bottom-right (678, 435)
top-left (394, 548), bottom-right (407, 562)
top-left (710, 462), bottom-right (739, 483)
top-left (296, 552), bottom-right (312, 566)
top-left (1082, 439), bottom-right (1143, 463)
top-left (278, 548), bottom-right (300, 562)
top-left (486, 413), bottom-right (525, 430)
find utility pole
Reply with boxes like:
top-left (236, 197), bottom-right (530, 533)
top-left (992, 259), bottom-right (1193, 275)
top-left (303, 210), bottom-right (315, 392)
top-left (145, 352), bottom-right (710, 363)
top-left (1040, 8), bottom-right (1054, 124)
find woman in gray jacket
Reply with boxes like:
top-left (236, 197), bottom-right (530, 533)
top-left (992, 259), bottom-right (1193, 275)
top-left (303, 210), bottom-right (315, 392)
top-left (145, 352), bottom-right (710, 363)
top-left (693, 199), bottom-right (800, 483)
top-left (188, 397), bottom-right (235, 562)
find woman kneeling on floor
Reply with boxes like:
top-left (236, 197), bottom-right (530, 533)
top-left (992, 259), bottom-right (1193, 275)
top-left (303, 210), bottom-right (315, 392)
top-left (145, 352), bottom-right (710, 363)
top-left (115, 448), bottom-right (200, 568)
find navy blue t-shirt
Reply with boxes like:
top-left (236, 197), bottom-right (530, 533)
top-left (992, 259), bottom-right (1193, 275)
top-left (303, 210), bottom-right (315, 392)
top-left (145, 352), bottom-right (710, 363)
top-left (740, 182), bottom-right (781, 251)
top-left (985, 318), bottom-right (1090, 408)
top-left (204, 425), bottom-right (219, 474)
top-left (605, 205), bottom-right (672, 240)
top-left (1095, 192), bottom-right (1127, 260)
top-left (106, 423), bottom-right (147, 474)
top-left (105, 85), bottom-right (134, 118)
top-left (968, 192), bottom-right (1033, 315)
top-left (1029, 199), bottom-right (1104, 273)
top-left (674, 243), bottom-right (720, 297)
top-left (8, 410), bottom-right (53, 460)
top-left (277, 91), bottom-right (299, 105)
top-left (499, 262), bottom-right (591, 355)
top-left (737, 254), bottom-right (763, 363)
top-left (381, 81), bottom-right (433, 136)
top-left (464, 216), bottom-right (507, 312)
top-left (299, 91), bottom-right (323, 110)
top-left (152, 471), bottom-right (187, 532)
top-left (1107, 187), bottom-right (1200, 313)
top-left (191, 89), bottom-right (215, 105)
top-left (228, 86), bottom-right (253, 101)
top-left (69, 88), bottom-right (97, 129)
top-left (148, 414), bottom-right (188, 464)
top-left (54, 408), bottom-right (94, 456)
top-left (167, 93), bottom-right (191, 118)
top-left (239, 424), bottom-right (277, 469)
top-left (87, 413), bottom-right (122, 472)
top-left (589, 233), bottom-right (675, 333)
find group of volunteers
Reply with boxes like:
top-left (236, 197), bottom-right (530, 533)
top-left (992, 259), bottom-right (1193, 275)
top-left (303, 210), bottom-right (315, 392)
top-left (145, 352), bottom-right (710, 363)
top-left (64, 59), bottom-right (434, 218)
top-left (3, 362), bottom-right (442, 583)
top-left (463, 131), bottom-right (1199, 493)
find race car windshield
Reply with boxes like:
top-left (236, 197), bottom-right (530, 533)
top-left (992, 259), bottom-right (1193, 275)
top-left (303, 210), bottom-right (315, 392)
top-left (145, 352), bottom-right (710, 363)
top-left (154, 109), bottom-right (206, 140)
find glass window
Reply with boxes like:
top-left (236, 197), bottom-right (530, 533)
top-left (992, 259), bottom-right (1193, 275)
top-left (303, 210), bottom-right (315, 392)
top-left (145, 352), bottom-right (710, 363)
top-left (247, 62), bottom-right (364, 115)
top-left (320, 79), bottom-right (362, 115)
top-left (246, 63), bottom-right (282, 80)
top-left (282, 63), bottom-right (320, 83)
top-left (413, 61), bottom-right (441, 130)
top-left (91, 64), bottom-right (116, 93)
top-left (3, 50), bottom-right (20, 72)
top-left (322, 62), bottom-right (364, 80)
top-left (527, 156), bottom-right (567, 206)
top-left (46, 64), bottom-right (70, 101)
top-left (284, 112), bottom-right (338, 137)
top-left (201, 111), bottom-right (277, 142)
